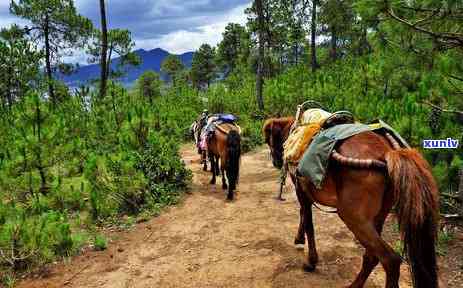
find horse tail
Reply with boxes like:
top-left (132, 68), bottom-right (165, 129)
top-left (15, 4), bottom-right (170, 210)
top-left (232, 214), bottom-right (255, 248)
top-left (385, 149), bottom-right (439, 288)
top-left (226, 130), bottom-right (241, 195)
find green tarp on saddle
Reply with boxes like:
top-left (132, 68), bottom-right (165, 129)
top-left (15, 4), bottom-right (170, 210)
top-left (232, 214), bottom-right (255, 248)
top-left (297, 120), bottom-right (409, 189)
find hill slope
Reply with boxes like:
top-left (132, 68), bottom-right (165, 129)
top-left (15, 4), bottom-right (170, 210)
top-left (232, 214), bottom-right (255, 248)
top-left (57, 48), bottom-right (194, 87)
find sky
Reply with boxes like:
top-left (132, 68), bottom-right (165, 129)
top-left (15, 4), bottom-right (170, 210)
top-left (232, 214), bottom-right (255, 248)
top-left (0, 0), bottom-right (251, 62)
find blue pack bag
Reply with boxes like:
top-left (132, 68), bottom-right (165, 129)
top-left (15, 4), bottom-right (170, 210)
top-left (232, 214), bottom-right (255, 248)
top-left (218, 114), bottom-right (237, 123)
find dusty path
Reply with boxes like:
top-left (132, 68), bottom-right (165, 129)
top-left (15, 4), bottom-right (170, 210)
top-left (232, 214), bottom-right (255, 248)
top-left (19, 145), bottom-right (413, 288)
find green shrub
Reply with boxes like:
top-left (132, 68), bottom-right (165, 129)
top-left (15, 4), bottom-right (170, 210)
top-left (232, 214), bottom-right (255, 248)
top-left (136, 133), bottom-right (191, 206)
top-left (93, 234), bottom-right (107, 251)
top-left (0, 205), bottom-right (80, 271)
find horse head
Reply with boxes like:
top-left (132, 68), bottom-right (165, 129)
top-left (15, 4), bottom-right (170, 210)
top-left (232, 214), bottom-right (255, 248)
top-left (262, 117), bottom-right (294, 169)
top-left (189, 121), bottom-right (197, 140)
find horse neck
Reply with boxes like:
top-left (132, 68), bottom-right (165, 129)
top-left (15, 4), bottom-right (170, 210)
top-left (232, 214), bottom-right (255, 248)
top-left (281, 118), bottom-right (295, 142)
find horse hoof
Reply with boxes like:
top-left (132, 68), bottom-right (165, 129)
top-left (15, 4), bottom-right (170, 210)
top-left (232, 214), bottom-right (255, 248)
top-left (276, 196), bottom-right (286, 201)
top-left (303, 263), bottom-right (316, 272)
top-left (294, 238), bottom-right (305, 245)
top-left (295, 244), bottom-right (305, 250)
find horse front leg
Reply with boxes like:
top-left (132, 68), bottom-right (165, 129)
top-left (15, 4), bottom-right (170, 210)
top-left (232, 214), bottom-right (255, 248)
top-left (202, 150), bottom-right (208, 171)
top-left (295, 206), bottom-right (305, 245)
top-left (302, 203), bottom-right (318, 272)
top-left (293, 175), bottom-right (305, 245)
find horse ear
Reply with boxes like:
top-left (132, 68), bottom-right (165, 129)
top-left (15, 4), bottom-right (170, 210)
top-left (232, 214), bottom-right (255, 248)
top-left (263, 120), bottom-right (273, 144)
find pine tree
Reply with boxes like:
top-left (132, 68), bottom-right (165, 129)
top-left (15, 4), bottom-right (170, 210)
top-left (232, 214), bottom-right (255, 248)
top-left (0, 25), bottom-right (42, 109)
top-left (88, 28), bottom-right (140, 80)
top-left (190, 44), bottom-right (216, 89)
top-left (216, 23), bottom-right (250, 75)
top-left (10, 0), bottom-right (93, 104)
top-left (161, 55), bottom-right (184, 85)
top-left (137, 71), bottom-right (161, 104)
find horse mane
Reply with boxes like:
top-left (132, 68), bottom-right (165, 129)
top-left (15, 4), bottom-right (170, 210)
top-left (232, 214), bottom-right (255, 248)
top-left (262, 117), bottom-right (295, 142)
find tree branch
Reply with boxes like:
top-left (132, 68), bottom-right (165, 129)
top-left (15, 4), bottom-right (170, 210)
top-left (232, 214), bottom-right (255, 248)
top-left (441, 214), bottom-right (462, 219)
top-left (420, 101), bottom-right (463, 116)
top-left (441, 192), bottom-right (462, 202)
top-left (447, 74), bottom-right (463, 82)
top-left (385, 5), bottom-right (463, 47)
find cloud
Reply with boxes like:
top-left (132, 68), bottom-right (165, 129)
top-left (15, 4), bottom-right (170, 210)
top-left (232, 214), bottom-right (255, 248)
top-left (0, 1), bottom-right (27, 29)
top-left (136, 4), bottom-right (250, 54)
top-left (0, 0), bottom-right (252, 62)
top-left (75, 0), bottom-right (250, 38)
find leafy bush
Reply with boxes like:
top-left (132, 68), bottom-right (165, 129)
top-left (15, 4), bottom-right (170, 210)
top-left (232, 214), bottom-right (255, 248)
top-left (0, 204), bottom-right (78, 272)
top-left (93, 234), bottom-right (107, 251)
top-left (136, 132), bottom-right (191, 205)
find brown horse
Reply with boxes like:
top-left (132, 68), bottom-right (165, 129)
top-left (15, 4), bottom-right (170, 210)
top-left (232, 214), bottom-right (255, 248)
top-left (207, 124), bottom-right (241, 200)
top-left (263, 117), bottom-right (439, 288)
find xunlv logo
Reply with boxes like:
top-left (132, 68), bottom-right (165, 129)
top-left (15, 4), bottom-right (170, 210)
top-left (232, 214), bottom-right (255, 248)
top-left (423, 138), bottom-right (459, 149)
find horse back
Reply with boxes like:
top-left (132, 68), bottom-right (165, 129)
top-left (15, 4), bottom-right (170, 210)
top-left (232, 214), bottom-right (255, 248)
top-left (297, 131), bottom-right (393, 209)
top-left (337, 131), bottom-right (392, 161)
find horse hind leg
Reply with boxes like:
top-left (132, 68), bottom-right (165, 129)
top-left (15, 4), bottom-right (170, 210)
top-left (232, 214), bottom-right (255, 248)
top-left (215, 155), bottom-right (220, 176)
top-left (348, 214), bottom-right (387, 288)
top-left (220, 157), bottom-right (230, 194)
top-left (340, 215), bottom-right (401, 288)
top-left (209, 153), bottom-right (216, 185)
top-left (221, 166), bottom-right (227, 190)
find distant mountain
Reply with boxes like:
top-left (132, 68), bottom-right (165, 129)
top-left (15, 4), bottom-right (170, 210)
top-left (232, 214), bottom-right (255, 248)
top-left (57, 48), bottom-right (194, 87)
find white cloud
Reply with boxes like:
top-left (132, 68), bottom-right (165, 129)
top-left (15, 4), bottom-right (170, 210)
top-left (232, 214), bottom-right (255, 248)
top-left (0, 1), bottom-right (251, 63)
top-left (136, 3), bottom-right (250, 54)
top-left (0, 16), bottom-right (27, 30)
top-left (0, 1), bottom-right (10, 11)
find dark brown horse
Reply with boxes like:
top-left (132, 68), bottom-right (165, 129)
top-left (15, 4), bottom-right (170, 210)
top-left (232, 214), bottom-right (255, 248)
top-left (263, 117), bottom-right (440, 288)
top-left (208, 124), bottom-right (241, 200)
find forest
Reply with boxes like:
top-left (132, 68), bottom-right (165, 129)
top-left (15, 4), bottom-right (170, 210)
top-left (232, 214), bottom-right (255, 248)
top-left (0, 0), bottom-right (462, 286)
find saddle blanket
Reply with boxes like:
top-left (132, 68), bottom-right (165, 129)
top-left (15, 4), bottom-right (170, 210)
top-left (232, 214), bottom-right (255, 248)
top-left (297, 120), bottom-right (409, 189)
top-left (283, 109), bottom-right (332, 163)
top-left (199, 115), bottom-right (239, 150)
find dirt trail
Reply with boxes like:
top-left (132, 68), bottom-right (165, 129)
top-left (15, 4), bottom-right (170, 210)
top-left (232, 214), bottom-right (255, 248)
top-left (19, 145), bottom-right (414, 288)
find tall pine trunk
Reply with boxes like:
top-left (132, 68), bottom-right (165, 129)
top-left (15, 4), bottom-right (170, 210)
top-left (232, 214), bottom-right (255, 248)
top-left (330, 27), bottom-right (337, 61)
top-left (44, 15), bottom-right (55, 103)
top-left (459, 168), bottom-right (463, 217)
top-left (359, 27), bottom-right (371, 55)
top-left (6, 65), bottom-right (13, 108)
top-left (310, 0), bottom-right (319, 72)
top-left (255, 0), bottom-right (265, 111)
top-left (106, 44), bottom-right (113, 79)
top-left (99, 0), bottom-right (108, 99)
top-left (35, 99), bottom-right (47, 194)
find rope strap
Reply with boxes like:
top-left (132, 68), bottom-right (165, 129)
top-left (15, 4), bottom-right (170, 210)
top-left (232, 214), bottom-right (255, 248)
top-left (331, 150), bottom-right (386, 169)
